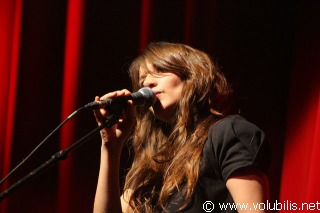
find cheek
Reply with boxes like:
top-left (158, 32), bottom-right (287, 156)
top-left (172, 88), bottom-right (183, 100)
top-left (171, 82), bottom-right (184, 99)
top-left (167, 76), bottom-right (184, 91)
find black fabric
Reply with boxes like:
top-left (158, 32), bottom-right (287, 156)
top-left (165, 115), bottom-right (270, 212)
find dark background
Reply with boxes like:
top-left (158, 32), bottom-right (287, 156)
top-left (1, 0), bottom-right (319, 212)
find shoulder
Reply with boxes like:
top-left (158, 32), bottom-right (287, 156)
top-left (209, 115), bottom-right (263, 137)
top-left (205, 115), bottom-right (270, 180)
top-left (208, 115), bottom-right (265, 149)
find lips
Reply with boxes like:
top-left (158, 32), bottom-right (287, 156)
top-left (154, 91), bottom-right (161, 98)
top-left (151, 89), bottom-right (160, 95)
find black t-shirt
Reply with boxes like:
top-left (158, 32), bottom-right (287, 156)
top-left (165, 115), bottom-right (270, 212)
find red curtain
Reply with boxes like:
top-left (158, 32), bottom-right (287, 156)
top-left (0, 0), bottom-right (22, 212)
top-left (57, 0), bottom-right (84, 212)
top-left (0, 1), bottom-right (319, 212)
top-left (139, 0), bottom-right (152, 51)
top-left (280, 2), bottom-right (320, 212)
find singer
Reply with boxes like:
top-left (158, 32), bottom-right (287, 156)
top-left (93, 42), bottom-right (270, 212)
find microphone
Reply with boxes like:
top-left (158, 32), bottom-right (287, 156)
top-left (84, 87), bottom-right (156, 112)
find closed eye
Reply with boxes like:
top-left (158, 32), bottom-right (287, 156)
top-left (139, 74), bottom-right (147, 87)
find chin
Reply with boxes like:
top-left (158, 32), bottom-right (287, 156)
top-left (151, 105), bottom-right (176, 123)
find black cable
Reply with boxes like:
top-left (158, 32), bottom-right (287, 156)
top-left (0, 106), bottom-right (85, 186)
top-left (0, 113), bottom-right (119, 201)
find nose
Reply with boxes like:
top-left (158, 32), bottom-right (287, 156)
top-left (143, 74), bottom-right (158, 88)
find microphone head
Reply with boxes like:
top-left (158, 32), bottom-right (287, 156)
top-left (134, 87), bottom-right (157, 107)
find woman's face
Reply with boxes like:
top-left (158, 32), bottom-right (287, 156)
top-left (139, 60), bottom-right (184, 123)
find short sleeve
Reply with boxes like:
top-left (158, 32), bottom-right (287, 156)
top-left (208, 115), bottom-right (270, 181)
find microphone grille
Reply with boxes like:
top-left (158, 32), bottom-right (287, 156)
top-left (138, 87), bottom-right (157, 107)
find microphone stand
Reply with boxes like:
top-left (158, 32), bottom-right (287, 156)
top-left (0, 113), bottom-right (119, 201)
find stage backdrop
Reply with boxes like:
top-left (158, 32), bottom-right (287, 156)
top-left (0, 0), bottom-right (319, 212)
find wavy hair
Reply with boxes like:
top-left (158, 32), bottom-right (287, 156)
top-left (124, 42), bottom-right (232, 212)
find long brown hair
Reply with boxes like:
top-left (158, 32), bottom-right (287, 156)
top-left (124, 42), bottom-right (231, 212)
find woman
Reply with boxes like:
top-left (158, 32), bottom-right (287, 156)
top-left (93, 42), bottom-right (270, 212)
